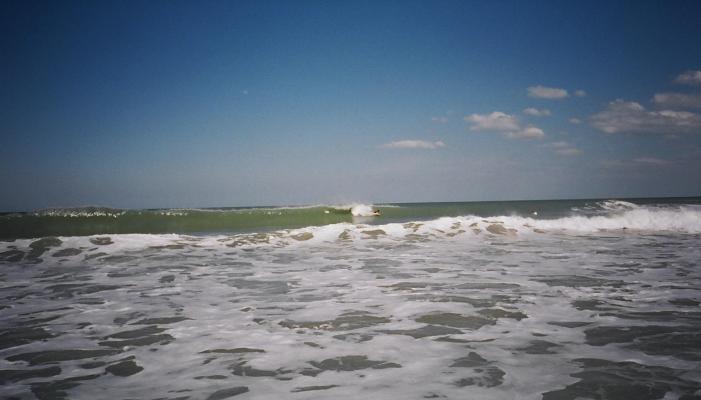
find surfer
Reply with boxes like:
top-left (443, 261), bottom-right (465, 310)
top-left (372, 209), bottom-right (381, 216)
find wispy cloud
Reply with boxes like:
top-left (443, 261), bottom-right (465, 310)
top-left (543, 141), bottom-right (581, 156)
top-left (674, 70), bottom-right (701, 86)
top-left (380, 140), bottom-right (446, 149)
top-left (590, 99), bottom-right (701, 134)
top-left (465, 112), bottom-right (520, 131)
top-left (527, 85), bottom-right (569, 99)
top-left (523, 107), bottom-right (551, 117)
top-left (506, 126), bottom-right (545, 139)
top-left (569, 117), bottom-right (582, 124)
top-left (652, 92), bottom-right (701, 109)
top-left (431, 116), bottom-right (449, 123)
top-left (574, 90), bottom-right (587, 97)
top-left (465, 111), bottom-right (544, 139)
top-left (601, 157), bottom-right (672, 168)
top-left (633, 157), bottom-right (671, 166)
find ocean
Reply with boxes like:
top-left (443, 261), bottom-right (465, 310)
top-left (1, 198), bottom-right (700, 399)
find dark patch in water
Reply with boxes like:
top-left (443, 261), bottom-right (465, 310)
top-left (308, 355), bottom-right (401, 371)
top-left (571, 299), bottom-right (615, 311)
top-left (430, 295), bottom-right (498, 307)
top-left (599, 310), bottom-right (701, 323)
top-left (27, 237), bottom-right (63, 260)
top-left (45, 283), bottom-right (121, 298)
top-left (0, 249), bottom-right (24, 262)
top-left (84, 252), bottom-right (108, 260)
top-left (388, 281), bottom-right (430, 290)
top-left (100, 255), bottom-right (139, 263)
top-left (52, 248), bottom-right (82, 257)
top-left (541, 358), bottom-right (700, 400)
top-left (450, 351), bottom-right (505, 388)
top-left (99, 333), bottom-right (174, 348)
top-left (454, 367), bottom-right (505, 388)
top-left (229, 362), bottom-right (278, 377)
top-left (195, 374), bottom-right (229, 380)
top-left (205, 386), bottom-right (249, 400)
top-left (7, 349), bottom-right (119, 366)
top-left (534, 275), bottom-right (623, 288)
top-left (415, 313), bottom-right (495, 329)
top-left (332, 333), bottom-right (374, 343)
top-left (280, 311), bottom-right (390, 331)
top-left (450, 352), bottom-right (488, 368)
top-left (517, 340), bottom-right (560, 354)
top-left (31, 373), bottom-right (102, 400)
top-left (454, 282), bottom-right (521, 290)
top-left (79, 361), bottom-right (106, 369)
top-left (548, 321), bottom-right (592, 328)
top-left (478, 308), bottom-right (528, 320)
top-left (200, 348), bottom-right (265, 354)
top-left (668, 298), bottom-right (700, 307)
top-left (0, 327), bottom-right (56, 350)
top-left (379, 325), bottom-right (463, 338)
top-left (113, 312), bottom-right (146, 325)
top-left (291, 385), bottom-right (339, 392)
top-left (105, 325), bottom-right (166, 339)
top-left (76, 297), bottom-right (105, 305)
top-left (0, 366), bottom-right (61, 384)
top-left (227, 279), bottom-right (290, 295)
top-left (585, 325), bottom-right (701, 361)
top-left (106, 360), bottom-right (143, 376)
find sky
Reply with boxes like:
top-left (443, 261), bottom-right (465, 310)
top-left (2, 0), bottom-right (701, 210)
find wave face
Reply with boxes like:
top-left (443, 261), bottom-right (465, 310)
top-left (1, 198), bottom-right (700, 239)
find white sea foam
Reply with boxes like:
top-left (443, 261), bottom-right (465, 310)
top-left (1, 205), bottom-right (700, 400)
top-left (349, 204), bottom-right (378, 216)
top-left (275, 204), bottom-right (701, 246)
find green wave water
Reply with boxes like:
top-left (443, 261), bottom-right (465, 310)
top-left (1, 197), bottom-right (699, 239)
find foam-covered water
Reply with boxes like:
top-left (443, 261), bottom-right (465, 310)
top-left (1, 199), bottom-right (700, 399)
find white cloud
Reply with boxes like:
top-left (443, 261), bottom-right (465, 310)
top-left (465, 111), bottom-right (520, 131)
top-left (674, 70), bottom-right (701, 86)
top-left (431, 116), bottom-right (449, 123)
top-left (590, 99), bottom-right (701, 134)
top-left (633, 157), bottom-right (670, 166)
top-left (555, 147), bottom-right (581, 156)
top-left (652, 92), bottom-right (701, 109)
top-left (527, 85), bottom-right (569, 99)
top-left (507, 126), bottom-right (545, 139)
top-left (465, 111), bottom-right (545, 140)
top-left (523, 107), bottom-right (551, 117)
top-left (574, 90), bottom-right (587, 97)
top-left (569, 117), bottom-right (582, 124)
top-left (380, 140), bottom-right (446, 149)
top-left (543, 141), bottom-right (581, 156)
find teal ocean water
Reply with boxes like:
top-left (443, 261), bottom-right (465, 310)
top-left (1, 197), bottom-right (700, 399)
top-left (2, 197), bottom-right (700, 239)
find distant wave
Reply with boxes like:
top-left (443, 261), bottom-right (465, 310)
top-left (31, 206), bottom-right (126, 218)
top-left (2, 199), bottom-right (699, 240)
top-left (256, 203), bottom-right (701, 246)
top-left (4, 203), bottom-right (700, 257)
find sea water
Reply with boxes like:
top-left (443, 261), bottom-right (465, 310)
top-left (1, 199), bottom-right (700, 399)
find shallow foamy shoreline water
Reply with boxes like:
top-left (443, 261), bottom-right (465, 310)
top-left (1, 210), bottom-right (700, 399)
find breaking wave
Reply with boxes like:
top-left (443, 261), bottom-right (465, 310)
top-left (1, 199), bottom-right (700, 240)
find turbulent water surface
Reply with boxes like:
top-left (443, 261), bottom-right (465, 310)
top-left (1, 199), bottom-right (700, 399)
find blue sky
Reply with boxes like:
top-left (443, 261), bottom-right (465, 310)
top-left (2, 0), bottom-right (701, 210)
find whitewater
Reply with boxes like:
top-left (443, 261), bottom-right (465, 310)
top-left (1, 199), bottom-right (700, 399)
